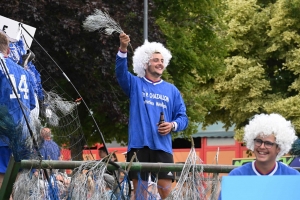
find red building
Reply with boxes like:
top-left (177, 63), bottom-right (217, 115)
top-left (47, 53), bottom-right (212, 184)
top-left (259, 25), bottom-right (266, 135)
top-left (78, 122), bottom-right (250, 165)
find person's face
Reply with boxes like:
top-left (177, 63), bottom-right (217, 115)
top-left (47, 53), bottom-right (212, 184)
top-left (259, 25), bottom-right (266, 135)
top-left (253, 134), bottom-right (280, 164)
top-left (111, 156), bottom-right (116, 162)
top-left (119, 173), bottom-right (125, 182)
top-left (145, 53), bottom-right (164, 79)
top-left (99, 150), bottom-right (107, 158)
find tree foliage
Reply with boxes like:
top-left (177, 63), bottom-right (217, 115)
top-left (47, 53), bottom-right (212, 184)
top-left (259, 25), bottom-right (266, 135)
top-left (0, 0), bottom-right (165, 145)
top-left (206, 0), bottom-right (300, 140)
top-left (9, 0), bottom-right (300, 146)
top-left (153, 0), bottom-right (229, 136)
top-left (1, 0), bottom-right (230, 144)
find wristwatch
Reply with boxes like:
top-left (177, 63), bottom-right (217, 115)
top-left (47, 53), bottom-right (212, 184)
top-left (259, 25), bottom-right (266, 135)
top-left (171, 122), bottom-right (175, 131)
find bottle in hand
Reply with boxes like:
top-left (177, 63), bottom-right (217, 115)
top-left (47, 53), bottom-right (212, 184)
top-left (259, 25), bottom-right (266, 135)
top-left (158, 112), bottom-right (165, 125)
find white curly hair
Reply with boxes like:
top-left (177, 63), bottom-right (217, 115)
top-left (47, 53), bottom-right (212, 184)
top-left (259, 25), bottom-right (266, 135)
top-left (244, 113), bottom-right (297, 160)
top-left (132, 40), bottom-right (172, 77)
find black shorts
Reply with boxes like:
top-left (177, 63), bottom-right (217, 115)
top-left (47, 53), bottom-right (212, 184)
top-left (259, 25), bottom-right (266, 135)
top-left (126, 146), bottom-right (174, 181)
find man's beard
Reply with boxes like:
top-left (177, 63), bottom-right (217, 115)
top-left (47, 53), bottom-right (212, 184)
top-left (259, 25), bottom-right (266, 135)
top-left (153, 71), bottom-right (162, 77)
top-left (148, 68), bottom-right (162, 78)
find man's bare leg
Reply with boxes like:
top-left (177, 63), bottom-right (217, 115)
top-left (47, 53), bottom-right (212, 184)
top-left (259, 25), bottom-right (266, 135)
top-left (157, 179), bottom-right (172, 199)
top-left (0, 173), bottom-right (4, 188)
top-left (132, 178), bottom-right (148, 200)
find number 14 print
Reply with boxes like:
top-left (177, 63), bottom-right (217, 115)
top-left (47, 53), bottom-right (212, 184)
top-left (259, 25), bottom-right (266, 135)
top-left (9, 74), bottom-right (29, 99)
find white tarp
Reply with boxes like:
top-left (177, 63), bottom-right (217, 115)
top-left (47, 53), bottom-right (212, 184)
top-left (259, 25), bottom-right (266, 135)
top-left (0, 15), bottom-right (36, 47)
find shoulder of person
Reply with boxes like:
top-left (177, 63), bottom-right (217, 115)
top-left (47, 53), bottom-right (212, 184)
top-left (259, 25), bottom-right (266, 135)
top-left (229, 162), bottom-right (252, 175)
top-left (277, 162), bottom-right (300, 174)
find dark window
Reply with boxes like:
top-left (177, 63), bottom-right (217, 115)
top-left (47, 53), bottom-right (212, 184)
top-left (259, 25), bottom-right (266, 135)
top-left (172, 137), bottom-right (201, 149)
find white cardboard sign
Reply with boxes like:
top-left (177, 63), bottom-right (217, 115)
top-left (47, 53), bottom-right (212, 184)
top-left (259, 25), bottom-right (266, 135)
top-left (0, 15), bottom-right (36, 47)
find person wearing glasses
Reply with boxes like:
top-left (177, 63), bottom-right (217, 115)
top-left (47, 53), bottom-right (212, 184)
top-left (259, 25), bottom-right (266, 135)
top-left (218, 113), bottom-right (300, 199)
top-left (229, 113), bottom-right (299, 176)
top-left (116, 33), bottom-right (189, 199)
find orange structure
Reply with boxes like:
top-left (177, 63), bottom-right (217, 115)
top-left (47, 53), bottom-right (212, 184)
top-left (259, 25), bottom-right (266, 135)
top-left (78, 123), bottom-right (251, 166)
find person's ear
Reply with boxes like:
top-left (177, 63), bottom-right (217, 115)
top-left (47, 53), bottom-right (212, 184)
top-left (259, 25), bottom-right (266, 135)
top-left (5, 48), bottom-right (10, 57)
top-left (276, 146), bottom-right (280, 155)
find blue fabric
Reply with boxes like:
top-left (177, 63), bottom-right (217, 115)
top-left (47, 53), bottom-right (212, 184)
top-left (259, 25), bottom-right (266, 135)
top-left (39, 140), bottom-right (61, 160)
top-left (8, 36), bottom-right (27, 64)
top-left (8, 37), bottom-right (44, 101)
top-left (228, 161), bottom-right (300, 176)
top-left (115, 54), bottom-right (188, 154)
top-left (8, 42), bottom-right (21, 63)
top-left (0, 57), bottom-right (36, 147)
top-left (0, 105), bottom-right (31, 162)
top-left (27, 62), bottom-right (44, 100)
top-left (9, 37), bottom-right (44, 100)
top-left (0, 146), bottom-right (12, 173)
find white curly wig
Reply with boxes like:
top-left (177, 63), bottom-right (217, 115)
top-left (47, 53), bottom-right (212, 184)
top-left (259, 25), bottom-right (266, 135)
top-left (132, 40), bottom-right (172, 77)
top-left (244, 113), bottom-right (297, 160)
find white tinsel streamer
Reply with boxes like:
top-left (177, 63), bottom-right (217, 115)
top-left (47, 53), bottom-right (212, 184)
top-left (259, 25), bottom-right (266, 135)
top-left (167, 136), bottom-right (222, 200)
top-left (42, 91), bottom-right (76, 126)
top-left (82, 9), bottom-right (134, 53)
top-left (169, 147), bottom-right (206, 200)
top-left (82, 9), bottom-right (123, 35)
top-left (14, 170), bottom-right (71, 200)
top-left (68, 160), bottom-right (109, 200)
top-left (30, 93), bottom-right (42, 143)
top-left (13, 171), bottom-right (46, 199)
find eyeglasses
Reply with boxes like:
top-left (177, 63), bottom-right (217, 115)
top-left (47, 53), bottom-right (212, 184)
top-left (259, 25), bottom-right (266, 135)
top-left (253, 138), bottom-right (277, 149)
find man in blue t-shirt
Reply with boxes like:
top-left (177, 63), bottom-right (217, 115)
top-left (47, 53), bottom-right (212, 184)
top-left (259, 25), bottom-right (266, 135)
top-left (31, 127), bottom-right (61, 178)
top-left (218, 113), bottom-right (300, 200)
top-left (116, 33), bottom-right (189, 199)
top-left (39, 127), bottom-right (61, 161)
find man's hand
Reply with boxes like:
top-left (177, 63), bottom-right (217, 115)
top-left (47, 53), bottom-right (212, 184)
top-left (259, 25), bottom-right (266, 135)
top-left (158, 122), bottom-right (173, 135)
top-left (119, 33), bottom-right (130, 51)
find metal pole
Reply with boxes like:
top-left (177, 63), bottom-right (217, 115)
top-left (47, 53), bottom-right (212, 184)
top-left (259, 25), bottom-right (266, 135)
top-left (144, 0), bottom-right (148, 41)
top-left (21, 160), bottom-right (239, 173)
top-left (20, 160), bottom-right (300, 173)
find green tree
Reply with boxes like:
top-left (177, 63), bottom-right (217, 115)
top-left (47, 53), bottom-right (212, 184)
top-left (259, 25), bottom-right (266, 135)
top-left (206, 0), bottom-right (300, 141)
top-left (153, 0), bottom-right (229, 136)
top-left (1, 0), bottom-right (230, 145)
top-left (0, 0), bottom-right (164, 146)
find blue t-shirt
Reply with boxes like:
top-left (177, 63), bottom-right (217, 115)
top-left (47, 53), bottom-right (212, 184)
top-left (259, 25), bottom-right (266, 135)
top-left (0, 57), bottom-right (36, 147)
top-left (39, 140), bottom-right (61, 160)
top-left (228, 161), bottom-right (300, 176)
